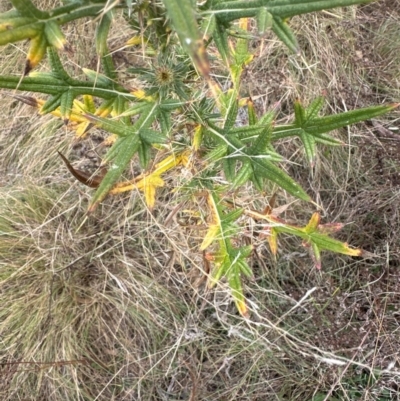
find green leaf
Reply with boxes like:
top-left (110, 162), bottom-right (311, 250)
top-left (208, 0), bottom-right (374, 23)
top-left (41, 93), bottom-right (62, 114)
top-left (299, 131), bottom-right (317, 167)
top-left (223, 157), bottom-right (236, 182)
top-left (232, 159), bottom-right (253, 188)
top-left (162, 0), bottom-right (199, 52)
top-left (162, 0), bottom-right (209, 77)
top-left (248, 120), bottom-right (274, 154)
top-left (270, 101), bottom-right (399, 165)
top-left (140, 129), bottom-right (167, 145)
top-left (205, 144), bottom-right (228, 162)
top-left (271, 16), bottom-right (299, 53)
top-left (47, 47), bottom-right (73, 83)
top-left (44, 20), bottom-right (67, 51)
top-left (294, 100), bottom-right (306, 126)
top-left (247, 98), bottom-right (257, 125)
top-left (88, 134), bottom-right (141, 212)
top-left (60, 89), bottom-right (75, 121)
top-left (82, 68), bottom-right (114, 87)
top-left (222, 208), bottom-right (244, 224)
top-left (305, 103), bottom-right (400, 136)
top-left (305, 96), bottom-right (325, 122)
top-left (11, 0), bottom-right (48, 19)
top-left (253, 158), bottom-right (311, 201)
top-left (158, 111), bottom-right (172, 137)
top-left (96, 12), bottom-right (112, 57)
top-left (84, 114), bottom-right (132, 137)
top-left (223, 97), bottom-right (239, 130)
top-left (256, 8), bottom-right (273, 34)
top-left (138, 142), bottom-right (151, 168)
top-left (0, 1), bottom-right (104, 65)
top-left (212, 23), bottom-right (230, 65)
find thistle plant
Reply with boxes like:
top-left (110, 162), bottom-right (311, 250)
top-left (0, 0), bottom-right (397, 317)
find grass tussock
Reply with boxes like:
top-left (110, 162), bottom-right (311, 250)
top-left (1, 1), bottom-right (400, 400)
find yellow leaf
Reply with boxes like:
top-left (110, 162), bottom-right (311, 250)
top-left (25, 32), bottom-right (47, 75)
top-left (267, 228), bottom-right (278, 256)
top-left (341, 245), bottom-right (363, 257)
top-left (130, 89), bottom-right (154, 102)
top-left (236, 298), bottom-right (249, 318)
top-left (200, 224), bottom-right (220, 250)
top-left (126, 35), bottom-right (142, 46)
top-left (102, 134), bottom-right (118, 146)
top-left (192, 124), bottom-right (203, 151)
top-left (143, 180), bottom-right (157, 209)
top-left (304, 212), bottom-right (320, 234)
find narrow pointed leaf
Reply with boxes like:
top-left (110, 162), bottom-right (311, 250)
top-left (88, 135), bottom-right (140, 212)
top-left (299, 131), bottom-right (317, 167)
top-left (41, 93), bottom-right (62, 114)
top-left (25, 31), bottom-right (47, 74)
top-left (60, 90), bottom-right (75, 121)
top-left (272, 16), bottom-right (299, 53)
top-left (304, 212), bottom-right (320, 234)
top-left (237, 258), bottom-right (253, 278)
top-left (163, 0), bottom-right (210, 77)
top-left (44, 20), bottom-right (67, 51)
top-left (294, 100), bottom-right (306, 126)
top-left (267, 228), bottom-right (278, 256)
top-left (306, 103), bottom-right (400, 135)
top-left (205, 144), bottom-right (228, 162)
top-left (222, 208), bottom-right (244, 224)
top-left (47, 48), bottom-right (72, 82)
top-left (212, 23), bottom-right (230, 65)
top-left (247, 98), bottom-right (257, 125)
top-left (228, 271), bottom-right (248, 317)
top-left (253, 159), bottom-right (311, 201)
top-left (82, 68), bottom-right (114, 87)
top-left (308, 232), bottom-right (362, 256)
top-left (256, 8), bottom-right (273, 34)
top-left (96, 12), bottom-right (112, 57)
top-left (157, 112), bottom-right (170, 139)
top-left (223, 157), bottom-right (236, 182)
top-left (311, 242), bottom-right (322, 270)
top-left (232, 159), bottom-right (253, 188)
top-left (11, 0), bottom-right (48, 19)
top-left (224, 97), bottom-right (239, 130)
top-left (140, 129), bottom-right (167, 145)
top-left (201, 224), bottom-right (221, 250)
top-left (305, 96), bottom-right (325, 122)
top-left (138, 142), bottom-right (151, 168)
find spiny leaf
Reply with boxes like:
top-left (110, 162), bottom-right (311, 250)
top-left (208, 0), bottom-right (374, 23)
top-left (41, 93), bottom-right (62, 114)
top-left (44, 20), bottom-right (68, 51)
top-left (252, 158), bottom-right (311, 202)
top-left (299, 131), bottom-right (317, 167)
top-left (228, 271), bottom-right (248, 317)
top-left (305, 103), bottom-right (400, 135)
top-left (304, 212), bottom-right (320, 234)
top-left (271, 16), bottom-right (299, 53)
top-left (88, 134), bottom-right (141, 212)
top-left (247, 98), bottom-right (257, 125)
top-left (305, 96), bottom-right (325, 122)
top-left (11, 0), bottom-right (48, 19)
top-left (212, 23), bottom-right (230, 65)
top-left (162, 0), bottom-right (210, 78)
top-left (25, 31), bottom-right (47, 75)
top-left (96, 12), bottom-right (112, 57)
top-left (256, 7), bottom-right (273, 34)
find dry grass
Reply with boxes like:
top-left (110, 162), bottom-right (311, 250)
top-left (1, 1), bottom-right (400, 400)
